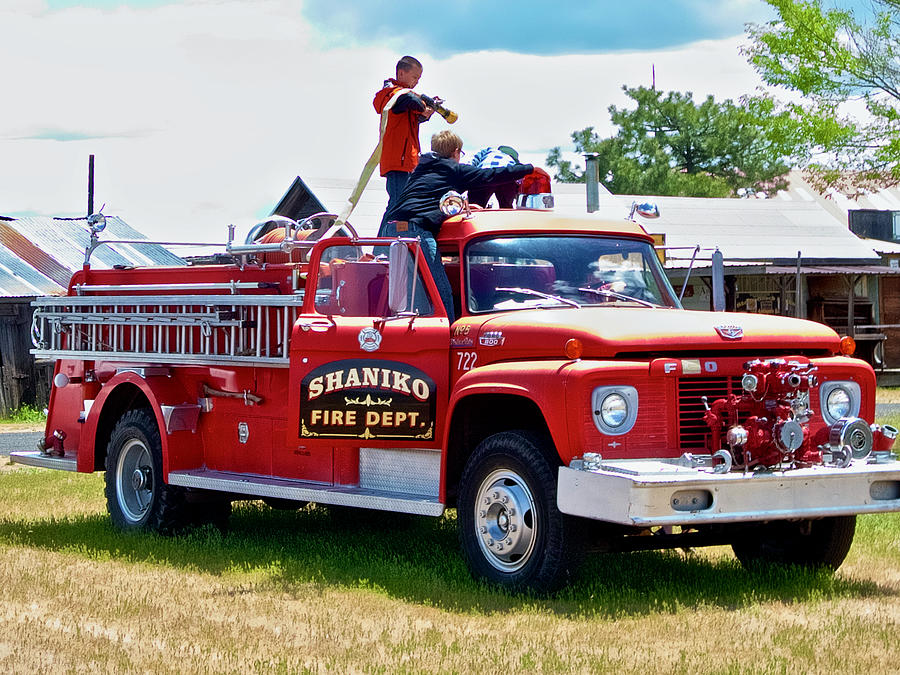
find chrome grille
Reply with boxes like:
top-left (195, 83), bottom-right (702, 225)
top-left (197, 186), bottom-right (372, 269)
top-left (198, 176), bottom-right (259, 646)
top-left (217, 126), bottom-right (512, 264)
top-left (677, 376), bottom-right (743, 450)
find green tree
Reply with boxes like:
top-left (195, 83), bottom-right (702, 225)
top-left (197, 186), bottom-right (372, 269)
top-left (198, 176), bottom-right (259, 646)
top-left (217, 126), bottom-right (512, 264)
top-left (547, 86), bottom-right (793, 197)
top-left (744, 0), bottom-right (900, 193)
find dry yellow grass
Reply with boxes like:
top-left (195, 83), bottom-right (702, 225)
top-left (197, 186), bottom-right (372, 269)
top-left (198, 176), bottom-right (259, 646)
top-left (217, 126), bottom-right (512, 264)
top-left (2, 460), bottom-right (900, 673)
top-left (877, 387), bottom-right (900, 404)
top-left (1, 540), bottom-right (899, 674)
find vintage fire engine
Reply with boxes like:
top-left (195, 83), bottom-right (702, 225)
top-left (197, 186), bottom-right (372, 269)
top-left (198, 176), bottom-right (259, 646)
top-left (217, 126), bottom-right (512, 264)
top-left (14, 201), bottom-right (900, 592)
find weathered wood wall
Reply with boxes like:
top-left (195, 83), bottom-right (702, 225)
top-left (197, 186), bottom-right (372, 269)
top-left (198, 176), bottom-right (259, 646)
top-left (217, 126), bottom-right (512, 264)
top-left (0, 297), bottom-right (51, 416)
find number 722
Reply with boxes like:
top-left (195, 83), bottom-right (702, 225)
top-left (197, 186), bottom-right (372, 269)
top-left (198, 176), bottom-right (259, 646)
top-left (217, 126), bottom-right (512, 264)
top-left (456, 351), bottom-right (478, 371)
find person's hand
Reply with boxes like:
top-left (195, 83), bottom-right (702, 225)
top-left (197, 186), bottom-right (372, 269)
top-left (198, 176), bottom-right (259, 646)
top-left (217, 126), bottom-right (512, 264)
top-left (421, 106), bottom-right (435, 120)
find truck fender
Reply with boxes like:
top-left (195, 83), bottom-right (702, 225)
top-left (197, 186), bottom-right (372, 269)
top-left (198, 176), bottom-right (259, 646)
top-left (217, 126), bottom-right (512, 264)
top-left (81, 371), bottom-right (201, 477)
top-left (442, 361), bottom-right (576, 495)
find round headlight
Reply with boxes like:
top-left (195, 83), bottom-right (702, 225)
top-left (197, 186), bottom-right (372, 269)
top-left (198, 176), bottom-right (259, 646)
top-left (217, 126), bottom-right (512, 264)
top-left (600, 393), bottom-right (628, 428)
top-left (826, 387), bottom-right (852, 420)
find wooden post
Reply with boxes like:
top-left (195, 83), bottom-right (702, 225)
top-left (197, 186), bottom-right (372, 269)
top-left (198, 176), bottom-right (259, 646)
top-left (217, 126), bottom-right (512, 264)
top-left (88, 154), bottom-right (94, 217)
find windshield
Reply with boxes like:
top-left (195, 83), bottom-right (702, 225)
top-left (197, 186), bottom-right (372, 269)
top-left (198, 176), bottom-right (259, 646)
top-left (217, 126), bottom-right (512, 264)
top-left (465, 235), bottom-right (679, 313)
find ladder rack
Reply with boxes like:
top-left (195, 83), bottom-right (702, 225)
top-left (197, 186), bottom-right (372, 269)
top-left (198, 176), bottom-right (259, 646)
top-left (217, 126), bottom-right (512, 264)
top-left (31, 294), bottom-right (306, 367)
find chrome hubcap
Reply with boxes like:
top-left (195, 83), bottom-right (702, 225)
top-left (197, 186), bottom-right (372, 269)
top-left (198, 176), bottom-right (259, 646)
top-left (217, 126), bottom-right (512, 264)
top-left (116, 438), bottom-right (154, 523)
top-left (475, 469), bottom-right (537, 572)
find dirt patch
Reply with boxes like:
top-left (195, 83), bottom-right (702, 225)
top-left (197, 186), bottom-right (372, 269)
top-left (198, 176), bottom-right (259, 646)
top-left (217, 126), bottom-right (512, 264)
top-left (0, 424), bottom-right (44, 434)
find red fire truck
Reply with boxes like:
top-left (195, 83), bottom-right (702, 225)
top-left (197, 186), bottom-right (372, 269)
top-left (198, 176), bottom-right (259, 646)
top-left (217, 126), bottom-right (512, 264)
top-left (14, 205), bottom-right (900, 592)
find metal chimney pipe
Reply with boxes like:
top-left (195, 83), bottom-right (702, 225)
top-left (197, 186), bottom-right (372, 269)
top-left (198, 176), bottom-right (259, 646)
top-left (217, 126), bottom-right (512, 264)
top-left (712, 248), bottom-right (726, 311)
top-left (584, 153), bottom-right (600, 213)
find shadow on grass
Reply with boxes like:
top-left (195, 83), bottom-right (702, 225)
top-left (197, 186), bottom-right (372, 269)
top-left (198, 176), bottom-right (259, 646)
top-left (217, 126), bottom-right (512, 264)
top-left (0, 501), bottom-right (892, 618)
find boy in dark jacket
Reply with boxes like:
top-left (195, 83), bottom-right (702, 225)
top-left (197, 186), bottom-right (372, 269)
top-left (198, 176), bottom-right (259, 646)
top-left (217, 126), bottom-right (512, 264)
top-left (379, 131), bottom-right (533, 321)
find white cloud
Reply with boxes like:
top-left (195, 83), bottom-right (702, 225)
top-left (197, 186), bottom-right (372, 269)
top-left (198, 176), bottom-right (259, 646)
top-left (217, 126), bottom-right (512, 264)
top-left (0, 1), bottom-right (765, 244)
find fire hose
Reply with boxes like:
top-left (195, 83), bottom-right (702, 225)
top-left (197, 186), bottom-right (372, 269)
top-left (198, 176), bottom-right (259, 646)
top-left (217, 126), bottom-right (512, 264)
top-left (333, 91), bottom-right (457, 230)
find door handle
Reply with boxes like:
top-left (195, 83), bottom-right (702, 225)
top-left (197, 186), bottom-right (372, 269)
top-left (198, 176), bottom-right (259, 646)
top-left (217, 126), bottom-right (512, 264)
top-left (297, 319), bottom-right (334, 333)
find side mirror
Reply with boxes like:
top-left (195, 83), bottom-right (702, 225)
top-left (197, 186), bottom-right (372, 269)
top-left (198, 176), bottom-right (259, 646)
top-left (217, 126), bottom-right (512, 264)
top-left (388, 241), bottom-right (411, 314)
top-left (439, 190), bottom-right (469, 217)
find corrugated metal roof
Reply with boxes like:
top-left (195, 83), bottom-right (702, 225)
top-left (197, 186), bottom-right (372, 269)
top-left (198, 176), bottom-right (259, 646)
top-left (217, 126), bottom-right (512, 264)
top-left (0, 215), bottom-right (185, 298)
top-left (289, 175), bottom-right (885, 265)
top-left (5, 216), bottom-right (185, 270)
top-left (0, 243), bottom-right (64, 296)
top-left (552, 185), bottom-right (880, 263)
top-left (776, 170), bottom-right (900, 220)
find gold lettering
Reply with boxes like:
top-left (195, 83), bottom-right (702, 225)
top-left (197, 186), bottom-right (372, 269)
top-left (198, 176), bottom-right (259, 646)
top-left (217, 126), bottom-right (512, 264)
top-left (408, 412), bottom-right (419, 426)
top-left (411, 378), bottom-right (429, 401)
top-left (395, 411), bottom-right (408, 426)
top-left (345, 410), bottom-right (356, 425)
top-left (392, 371), bottom-right (411, 393)
top-left (366, 410), bottom-right (380, 426)
top-left (332, 410), bottom-right (344, 425)
top-left (325, 370), bottom-right (344, 393)
top-left (344, 368), bottom-right (361, 388)
top-left (383, 411), bottom-right (393, 426)
top-left (311, 409), bottom-right (323, 424)
top-left (308, 376), bottom-right (324, 400)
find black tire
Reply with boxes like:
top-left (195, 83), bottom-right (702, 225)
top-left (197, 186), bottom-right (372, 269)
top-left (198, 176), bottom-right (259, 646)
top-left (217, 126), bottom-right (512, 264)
top-left (104, 409), bottom-right (191, 534)
top-left (457, 430), bottom-right (583, 593)
top-left (731, 516), bottom-right (856, 571)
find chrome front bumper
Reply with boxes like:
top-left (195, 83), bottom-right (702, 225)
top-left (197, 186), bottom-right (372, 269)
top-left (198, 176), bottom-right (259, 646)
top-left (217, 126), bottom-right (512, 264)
top-left (557, 457), bottom-right (900, 527)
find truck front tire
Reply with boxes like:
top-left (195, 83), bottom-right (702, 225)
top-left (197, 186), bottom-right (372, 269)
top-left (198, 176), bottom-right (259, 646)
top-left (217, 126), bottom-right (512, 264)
top-left (105, 409), bottom-right (191, 534)
top-left (731, 516), bottom-right (856, 571)
top-left (457, 430), bottom-right (582, 593)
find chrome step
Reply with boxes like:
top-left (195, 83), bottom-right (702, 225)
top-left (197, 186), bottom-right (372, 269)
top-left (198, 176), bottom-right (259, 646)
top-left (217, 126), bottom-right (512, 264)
top-left (168, 469), bottom-right (445, 516)
top-left (9, 451), bottom-right (78, 472)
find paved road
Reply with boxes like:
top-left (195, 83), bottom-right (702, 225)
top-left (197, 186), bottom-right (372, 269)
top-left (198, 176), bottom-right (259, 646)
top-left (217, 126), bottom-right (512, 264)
top-left (877, 403), bottom-right (900, 417)
top-left (0, 431), bottom-right (42, 456)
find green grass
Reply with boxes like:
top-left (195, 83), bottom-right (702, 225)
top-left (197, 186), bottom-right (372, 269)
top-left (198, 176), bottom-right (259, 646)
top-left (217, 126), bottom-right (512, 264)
top-left (0, 403), bottom-right (46, 424)
top-left (0, 468), bottom-right (895, 618)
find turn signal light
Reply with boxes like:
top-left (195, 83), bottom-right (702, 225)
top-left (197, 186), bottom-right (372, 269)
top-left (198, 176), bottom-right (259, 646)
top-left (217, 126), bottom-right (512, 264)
top-left (840, 335), bottom-right (856, 356)
top-left (565, 338), bottom-right (583, 360)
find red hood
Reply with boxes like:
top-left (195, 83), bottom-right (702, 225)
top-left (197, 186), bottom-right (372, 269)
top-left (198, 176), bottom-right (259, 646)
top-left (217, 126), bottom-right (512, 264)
top-left (470, 308), bottom-right (839, 360)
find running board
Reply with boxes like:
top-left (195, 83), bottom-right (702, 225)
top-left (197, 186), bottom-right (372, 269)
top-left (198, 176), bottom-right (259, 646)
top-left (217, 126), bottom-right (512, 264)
top-left (167, 469), bottom-right (445, 516)
top-left (9, 451), bottom-right (78, 472)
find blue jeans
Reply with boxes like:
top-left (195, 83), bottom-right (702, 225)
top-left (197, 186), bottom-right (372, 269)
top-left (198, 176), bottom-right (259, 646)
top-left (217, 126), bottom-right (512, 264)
top-left (379, 171), bottom-right (410, 232)
top-left (379, 219), bottom-right (455, 323)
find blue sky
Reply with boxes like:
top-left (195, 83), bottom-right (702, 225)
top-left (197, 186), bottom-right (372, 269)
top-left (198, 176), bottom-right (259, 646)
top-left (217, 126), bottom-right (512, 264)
top-left (300, 0), bottom-right (772, 56)
top-left (45, 0), bottom-right (774, 54)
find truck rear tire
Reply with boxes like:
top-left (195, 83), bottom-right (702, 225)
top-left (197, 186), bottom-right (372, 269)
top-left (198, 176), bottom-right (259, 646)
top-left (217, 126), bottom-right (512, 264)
top-left (105, 409), bottom-right (191, 534)
top-left (731, 516), bottom-right (856, 571)
top-left (457, 430), bottom-right (582, 593)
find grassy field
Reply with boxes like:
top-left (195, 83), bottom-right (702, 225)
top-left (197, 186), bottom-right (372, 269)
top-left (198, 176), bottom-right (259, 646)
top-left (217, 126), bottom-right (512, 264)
top-left (1, 417), bottom-right (899, 672)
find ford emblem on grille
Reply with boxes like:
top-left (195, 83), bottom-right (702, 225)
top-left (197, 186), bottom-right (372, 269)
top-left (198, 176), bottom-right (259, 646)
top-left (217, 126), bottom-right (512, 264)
top-left (715, 324), bottom-right (744, 340)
